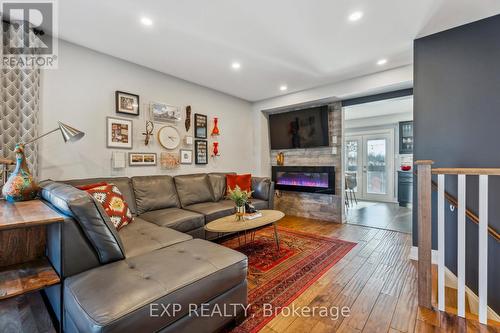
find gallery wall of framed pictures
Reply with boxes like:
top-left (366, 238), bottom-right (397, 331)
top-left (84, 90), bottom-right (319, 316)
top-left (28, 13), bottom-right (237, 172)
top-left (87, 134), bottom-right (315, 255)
top-left (110, 90), bottom-right (217, 169)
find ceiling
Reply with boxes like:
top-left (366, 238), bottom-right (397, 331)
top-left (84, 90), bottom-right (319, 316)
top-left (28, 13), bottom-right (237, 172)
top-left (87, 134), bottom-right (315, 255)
top-left (344, 96), bottom-right (413, 120)
top-left (56, 0), bottom-right (500, 102)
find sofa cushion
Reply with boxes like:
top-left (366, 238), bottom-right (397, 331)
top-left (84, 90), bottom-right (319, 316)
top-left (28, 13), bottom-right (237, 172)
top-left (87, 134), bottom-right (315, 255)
top-left (185, 200), bottom-right (235, 222)
top-left (174, 174), bottom-right (214, 207)
top-left (139, 207), bottom-right (204, 233)
top-left (39, 180), bottom-right (125, 264)
top-left (64, 177), bottom-right (138, 215)
top-left (64, 239), bottom-right (247, 333)
top-left (119, 217), bottom-right (192, 258)
top-left (252, 177), bottom-right (272, 201)
top-left (131, 175), bottom-right (180, 214)
top-left (79, 183), bottom-right (133, 230)
top-left (208, 172), bottom-right (235, 201)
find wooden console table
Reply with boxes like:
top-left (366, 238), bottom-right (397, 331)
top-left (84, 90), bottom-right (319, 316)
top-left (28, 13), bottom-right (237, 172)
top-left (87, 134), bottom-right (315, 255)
top-left (0, 199), bottom-right (64, 332)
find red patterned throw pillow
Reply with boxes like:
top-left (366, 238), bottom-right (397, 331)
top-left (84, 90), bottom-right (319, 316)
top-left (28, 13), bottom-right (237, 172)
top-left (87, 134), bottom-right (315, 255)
top-left (77, 183), bottom-right (133, 230)
top-left (226, 174), bottom-right (252, 193)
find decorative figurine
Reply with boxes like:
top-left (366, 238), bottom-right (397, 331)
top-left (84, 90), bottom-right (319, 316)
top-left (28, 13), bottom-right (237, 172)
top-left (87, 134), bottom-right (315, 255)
top-left (211, 117), bottom-right (220, 136)
top-left (185, 105), bottom-right (191, 132)
top-left (212, 141), bottom-right (220, 157)
top-left (1, 144), bottom-right (39, 202)
top-left (142, 121), bottom-right (154, 146)
top-left (277, 152), bottom-right (285, 166)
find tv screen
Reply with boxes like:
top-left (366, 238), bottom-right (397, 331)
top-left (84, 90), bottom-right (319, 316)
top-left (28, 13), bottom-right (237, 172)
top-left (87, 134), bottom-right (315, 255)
top-left (269, 105), bottom-right (329, 149)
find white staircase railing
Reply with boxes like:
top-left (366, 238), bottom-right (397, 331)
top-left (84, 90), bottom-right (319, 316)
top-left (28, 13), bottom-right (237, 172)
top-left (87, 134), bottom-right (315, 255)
top-left (416, 160), bottom-right (500, 325)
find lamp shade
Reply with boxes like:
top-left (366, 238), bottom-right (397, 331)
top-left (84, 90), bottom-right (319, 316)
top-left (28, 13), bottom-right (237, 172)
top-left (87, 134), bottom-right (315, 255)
top-left (58, 121), bottom-right (85, 143)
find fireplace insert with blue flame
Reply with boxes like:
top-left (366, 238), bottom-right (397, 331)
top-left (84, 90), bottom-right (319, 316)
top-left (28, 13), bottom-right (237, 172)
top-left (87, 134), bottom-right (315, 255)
top-left (272, 166), bottom-right (335, 194)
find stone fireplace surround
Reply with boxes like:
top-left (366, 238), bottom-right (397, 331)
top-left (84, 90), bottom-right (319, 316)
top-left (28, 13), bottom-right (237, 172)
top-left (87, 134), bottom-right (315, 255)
top-left (270, 101), bottom-right (343, 223)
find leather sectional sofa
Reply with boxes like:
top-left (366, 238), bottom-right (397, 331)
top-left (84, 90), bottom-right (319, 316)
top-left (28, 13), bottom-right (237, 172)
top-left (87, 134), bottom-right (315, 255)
top-left (39, 173), bottom-right (274, 333)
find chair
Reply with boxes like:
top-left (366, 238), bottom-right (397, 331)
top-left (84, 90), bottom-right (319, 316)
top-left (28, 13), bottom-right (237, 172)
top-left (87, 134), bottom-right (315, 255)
top-left (345, 173), bottom-right (358, 207)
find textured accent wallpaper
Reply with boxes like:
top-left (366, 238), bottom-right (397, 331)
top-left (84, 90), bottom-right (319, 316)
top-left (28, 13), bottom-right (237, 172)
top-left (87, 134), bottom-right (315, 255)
top-left (1, 22), bottom-right (40, 178)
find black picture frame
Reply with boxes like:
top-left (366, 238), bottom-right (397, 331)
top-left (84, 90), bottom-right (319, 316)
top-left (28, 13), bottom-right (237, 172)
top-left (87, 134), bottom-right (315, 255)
top-left (195, 140), bottom-right (208, 164)
top-left (115, 91), bottom-right (140, 116)
top-left (194, 113), bottom-right (207, 139)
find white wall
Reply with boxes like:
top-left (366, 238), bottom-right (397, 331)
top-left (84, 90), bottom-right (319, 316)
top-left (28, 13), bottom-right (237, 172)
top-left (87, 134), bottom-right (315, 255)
top-left (39, 41), bottom-right (254, 180)
top-left (251, 65), bottom-right (413, 176)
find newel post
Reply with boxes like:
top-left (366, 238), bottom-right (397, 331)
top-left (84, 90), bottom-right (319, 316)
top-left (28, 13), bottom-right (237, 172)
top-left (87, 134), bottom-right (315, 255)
top-left (416, 160), bottom-right (434, 308)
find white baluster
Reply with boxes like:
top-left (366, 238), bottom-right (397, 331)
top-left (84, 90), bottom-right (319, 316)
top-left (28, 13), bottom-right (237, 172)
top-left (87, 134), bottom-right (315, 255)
top-left (457, 174), bottom-right (466, 318)
top-left (438, 174), bottom-right (445, 312)
top-left (478, 175), bottom-right (488, 324)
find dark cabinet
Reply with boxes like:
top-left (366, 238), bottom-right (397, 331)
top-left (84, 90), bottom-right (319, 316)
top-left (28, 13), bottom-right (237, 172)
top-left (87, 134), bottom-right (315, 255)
top-left (398, 171), bottom-right (413, 207)
top-left (399, 121), bottom-right (413, 154)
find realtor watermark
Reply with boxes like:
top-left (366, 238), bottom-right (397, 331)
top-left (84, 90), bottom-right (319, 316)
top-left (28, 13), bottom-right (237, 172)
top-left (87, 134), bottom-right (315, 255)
top-left (150, 303), bottom-right (351, 321)
top-left (1, 0), bottom-right (58, 69)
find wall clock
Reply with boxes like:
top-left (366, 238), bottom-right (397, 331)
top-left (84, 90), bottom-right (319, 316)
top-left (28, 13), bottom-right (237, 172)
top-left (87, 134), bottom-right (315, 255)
top-left (158, 126), bottom-right (181, 150)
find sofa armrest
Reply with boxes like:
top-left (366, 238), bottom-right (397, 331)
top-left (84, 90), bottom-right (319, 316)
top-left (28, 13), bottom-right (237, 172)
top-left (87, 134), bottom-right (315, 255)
top-left (251, 177), bottom-right (275, 209)
top-left (268, 181), bottom-right (275, 209)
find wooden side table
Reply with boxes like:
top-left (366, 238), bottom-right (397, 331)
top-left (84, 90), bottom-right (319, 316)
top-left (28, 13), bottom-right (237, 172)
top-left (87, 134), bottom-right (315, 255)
top-left (0, 199), bottom-right (64, 332)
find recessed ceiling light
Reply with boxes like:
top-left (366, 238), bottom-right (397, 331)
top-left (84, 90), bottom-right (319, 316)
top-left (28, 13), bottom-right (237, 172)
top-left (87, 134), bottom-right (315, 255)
top-left (377, 58), bottom-right (388, 66)
top-left (231, 62), bottom-right (241, 70)
top-left (280, 85), bottom-right (288, 91)
top-left (140, 17), bottom-right (153, 26)
top-left (348, 11), bottom-right (363, 22)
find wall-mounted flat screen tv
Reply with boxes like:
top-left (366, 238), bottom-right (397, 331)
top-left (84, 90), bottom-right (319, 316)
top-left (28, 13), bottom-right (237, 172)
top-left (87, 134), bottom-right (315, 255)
top-left (269, 105), bottom-right (329, 149)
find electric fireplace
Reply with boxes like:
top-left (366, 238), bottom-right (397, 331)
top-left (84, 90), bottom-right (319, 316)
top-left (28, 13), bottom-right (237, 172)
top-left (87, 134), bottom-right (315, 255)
top-left (272, 166), bottom-right (335, 194)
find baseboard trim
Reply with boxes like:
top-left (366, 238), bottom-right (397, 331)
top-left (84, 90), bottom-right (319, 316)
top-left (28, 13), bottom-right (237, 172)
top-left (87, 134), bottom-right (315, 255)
top-left (409, 246), bottom-right (500, 321)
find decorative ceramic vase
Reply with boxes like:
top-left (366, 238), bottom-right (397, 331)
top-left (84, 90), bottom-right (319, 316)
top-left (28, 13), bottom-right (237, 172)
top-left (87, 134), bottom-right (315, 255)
top-left (235, 205), bottom-right (246, 221)
top-left (1, 144), bottom-right (39, 202)
top-left (277, 152), bottom-right (284, 166)
top-left (211, 117), bottom-right (220, 136)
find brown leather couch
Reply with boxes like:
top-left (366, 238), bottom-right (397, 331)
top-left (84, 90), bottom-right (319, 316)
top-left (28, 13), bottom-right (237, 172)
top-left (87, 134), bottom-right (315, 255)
top-left (39, 173), bottom-right (274, 333)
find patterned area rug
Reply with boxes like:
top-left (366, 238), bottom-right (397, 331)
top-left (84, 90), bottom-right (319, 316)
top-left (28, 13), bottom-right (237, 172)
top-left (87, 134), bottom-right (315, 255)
top-left (222, 226), bottom-right (356, 333)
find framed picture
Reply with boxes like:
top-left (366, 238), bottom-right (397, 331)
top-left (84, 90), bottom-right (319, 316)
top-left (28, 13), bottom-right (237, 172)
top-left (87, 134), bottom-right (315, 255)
top-left (194, 113), bottom-right (207, 139)
top-left (180, 149), bottom-right (193, 164)
top-left (160, 152), bottom-right (180, 169)
top-left (128, 153), bottom-right (157, 166)
top-left (150, 102), bottom-right (181, 122)
top-left (107, 117), bottom-right (133, 149)
top-left (195, 140), bottom-right (208, 164)
top-left (115, 91), bottom-right (139, 116)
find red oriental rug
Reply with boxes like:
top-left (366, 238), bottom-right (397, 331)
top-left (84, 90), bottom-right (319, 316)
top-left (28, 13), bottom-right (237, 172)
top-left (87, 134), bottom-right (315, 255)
top-left (222, 226), bottom-right (356, 333)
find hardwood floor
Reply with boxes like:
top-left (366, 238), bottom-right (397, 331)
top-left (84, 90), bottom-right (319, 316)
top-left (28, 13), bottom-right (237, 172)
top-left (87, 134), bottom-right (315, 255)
top-left (346, 201), bottom-right (412, 234)
top-left (0, 293), bottom-right (55, 333)
top-left (260, 215), bottom-right (499, 333)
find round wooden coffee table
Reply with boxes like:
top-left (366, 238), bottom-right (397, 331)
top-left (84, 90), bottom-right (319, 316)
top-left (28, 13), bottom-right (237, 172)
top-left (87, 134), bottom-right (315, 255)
top-left (205, 210), bottom-right (285, 251)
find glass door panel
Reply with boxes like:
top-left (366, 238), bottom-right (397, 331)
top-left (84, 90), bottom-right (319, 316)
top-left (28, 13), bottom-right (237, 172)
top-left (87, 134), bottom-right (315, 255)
top-left (366, 139), bottom-right (387, 195)
top-left (345, 132), bottom-right (394, 202)
top-left (345, 136), bottom-right (362, 193)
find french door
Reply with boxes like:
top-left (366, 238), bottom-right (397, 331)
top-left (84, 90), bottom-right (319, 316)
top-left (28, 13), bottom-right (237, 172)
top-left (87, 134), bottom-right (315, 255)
top-left (345, 131), bottom-right (394, 202)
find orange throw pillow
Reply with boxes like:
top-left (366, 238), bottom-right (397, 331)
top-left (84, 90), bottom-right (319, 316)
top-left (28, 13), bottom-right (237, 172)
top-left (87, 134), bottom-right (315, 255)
top-left (77, 183), bottom-right (133, 231)
top-left (226, 174), bottom-right (252, 193)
